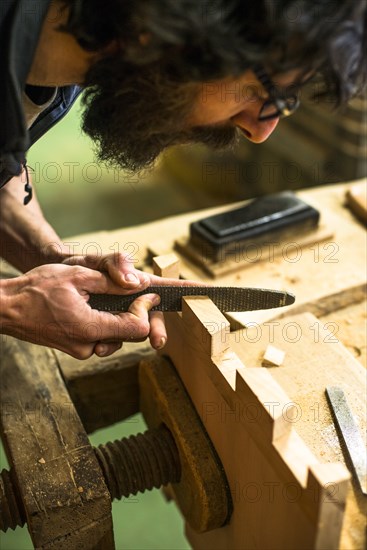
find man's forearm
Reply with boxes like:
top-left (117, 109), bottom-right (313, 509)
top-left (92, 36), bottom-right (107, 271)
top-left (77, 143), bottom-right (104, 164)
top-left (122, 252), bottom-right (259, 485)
top-left (0, 175), bottom-right (69, 272)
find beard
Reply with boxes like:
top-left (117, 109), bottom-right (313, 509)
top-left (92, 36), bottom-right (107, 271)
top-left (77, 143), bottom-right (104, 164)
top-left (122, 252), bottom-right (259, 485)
top-left (81, 56), bottom-right (239, 172)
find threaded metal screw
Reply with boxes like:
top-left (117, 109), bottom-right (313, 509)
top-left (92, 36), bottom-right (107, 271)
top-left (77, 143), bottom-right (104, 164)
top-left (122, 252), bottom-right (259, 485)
top-left (94, 424), bottom-right (181, 500)
top-left (0, 424), bottom-right (181, 532)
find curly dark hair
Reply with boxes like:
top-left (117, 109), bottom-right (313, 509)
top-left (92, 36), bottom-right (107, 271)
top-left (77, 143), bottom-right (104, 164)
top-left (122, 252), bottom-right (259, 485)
top-left (62, 0), bottom-right (367, 103)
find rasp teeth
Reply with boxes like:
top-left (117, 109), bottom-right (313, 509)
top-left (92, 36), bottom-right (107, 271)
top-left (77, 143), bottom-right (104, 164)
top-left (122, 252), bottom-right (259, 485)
top-left (88, 286), bottom-right (295, 313)
top-left (284, 292), bottom-right (296, 306)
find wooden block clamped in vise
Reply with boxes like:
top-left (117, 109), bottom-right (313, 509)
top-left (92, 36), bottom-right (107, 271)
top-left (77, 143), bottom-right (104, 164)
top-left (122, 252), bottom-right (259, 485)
top-left (160, 296), bottom-right (353, 550)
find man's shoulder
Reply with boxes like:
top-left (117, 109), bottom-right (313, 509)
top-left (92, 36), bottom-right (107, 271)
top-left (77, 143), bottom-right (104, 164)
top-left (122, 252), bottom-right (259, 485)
top-left (0, 0), bottom-right (54, 188)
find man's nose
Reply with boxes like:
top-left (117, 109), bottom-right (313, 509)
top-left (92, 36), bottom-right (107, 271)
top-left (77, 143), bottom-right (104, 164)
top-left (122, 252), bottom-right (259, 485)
top-left (233, 110), bottom-right (279, 143)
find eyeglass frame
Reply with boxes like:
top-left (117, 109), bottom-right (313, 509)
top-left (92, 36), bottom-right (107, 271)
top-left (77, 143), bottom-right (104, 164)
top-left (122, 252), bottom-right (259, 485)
top-left (253, 65), bottom-right (301, 121)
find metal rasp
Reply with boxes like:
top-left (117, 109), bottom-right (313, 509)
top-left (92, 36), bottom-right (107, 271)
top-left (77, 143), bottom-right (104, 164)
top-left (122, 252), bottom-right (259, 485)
top-left (88, 286), bottom-right (295, 312)
top-left (326, 386), bottom-right (367, 495)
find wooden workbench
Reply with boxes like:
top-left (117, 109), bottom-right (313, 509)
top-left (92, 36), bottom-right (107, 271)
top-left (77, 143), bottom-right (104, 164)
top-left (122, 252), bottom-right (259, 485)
top-left (1, 181), bottom-right (366, 549)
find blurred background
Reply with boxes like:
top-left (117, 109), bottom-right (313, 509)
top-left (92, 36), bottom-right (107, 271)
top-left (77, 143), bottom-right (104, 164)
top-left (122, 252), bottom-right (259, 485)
top-left (0, 89), bottom-right (366, 549)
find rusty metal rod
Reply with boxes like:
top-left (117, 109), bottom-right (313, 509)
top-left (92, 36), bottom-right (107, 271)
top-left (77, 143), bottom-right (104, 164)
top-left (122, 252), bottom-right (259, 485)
top-left (95, 424), bottom-right (181, 500)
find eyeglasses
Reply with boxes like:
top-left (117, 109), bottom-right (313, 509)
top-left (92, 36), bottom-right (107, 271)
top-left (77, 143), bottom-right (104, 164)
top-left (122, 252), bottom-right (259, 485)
top-left (253, 65), bottom-right (300, 121)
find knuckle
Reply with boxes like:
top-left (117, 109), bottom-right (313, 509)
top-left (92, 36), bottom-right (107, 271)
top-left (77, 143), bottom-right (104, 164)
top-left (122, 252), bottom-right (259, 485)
top-left (109, 343), bottom-right (123, 354)
top-left (137, 320), bottom-right (150, 338)
top-left (115, 252), bottom-right (131, 264)
top-left (125, 319), bottom-right (150, 340)
top-left (71, 266), bottom-right (88, 281)
top-left (71, 347), bottom-right (93, 360)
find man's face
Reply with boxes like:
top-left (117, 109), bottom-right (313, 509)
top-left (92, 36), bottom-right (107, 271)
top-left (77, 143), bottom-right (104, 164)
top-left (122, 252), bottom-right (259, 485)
top-left (82, 59), bottom-right (302, 172)
top-left (188, 70), bottom-right (301, 143)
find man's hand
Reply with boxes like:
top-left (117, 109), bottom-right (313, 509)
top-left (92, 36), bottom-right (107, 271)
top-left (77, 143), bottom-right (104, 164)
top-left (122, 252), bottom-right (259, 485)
top-left (61, 251), bottom-right (169, 355)
top-left (0, 263), bottom-right (162, 359)
top-left (61, 251), bottom-right (150, 289)
top-left (60, 251), bottom-right (207, 356)
top-left (0, 176), bottom-right (203, 358)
